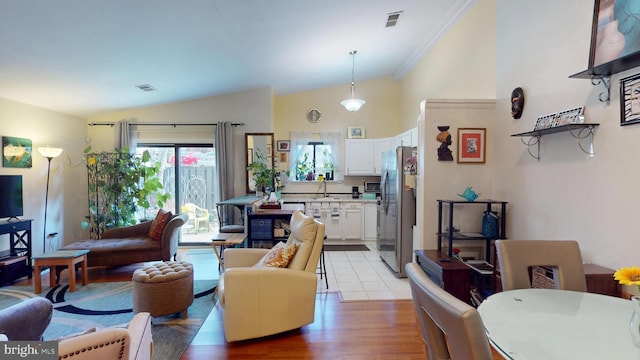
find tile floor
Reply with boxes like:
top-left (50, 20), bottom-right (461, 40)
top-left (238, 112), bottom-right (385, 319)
top-left (319, 241), bottom-right (412, 301)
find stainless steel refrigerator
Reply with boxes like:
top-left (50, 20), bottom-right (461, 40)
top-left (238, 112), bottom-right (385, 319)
top-left (377, 146), bottom-right (416, 278)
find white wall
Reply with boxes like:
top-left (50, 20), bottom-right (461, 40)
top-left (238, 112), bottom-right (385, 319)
top-left (494, 0), bottom-right (638, 272)
top-left (0, 98), bottom-right (88, 254)
top-left (402, 0), bottom-right (498, 252)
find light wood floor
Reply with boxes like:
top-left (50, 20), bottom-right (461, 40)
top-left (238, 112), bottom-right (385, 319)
top-left (13, 250), bottom-right (503, 360)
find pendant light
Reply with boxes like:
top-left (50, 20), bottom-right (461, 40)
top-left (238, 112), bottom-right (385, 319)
top-left (341, 50), bottom-right (366, 112)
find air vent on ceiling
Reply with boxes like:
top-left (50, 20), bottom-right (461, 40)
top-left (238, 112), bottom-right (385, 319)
top-left (135, 84), bottom-right (156, 92)
top-left (386, 11), bottom-right (403, 27)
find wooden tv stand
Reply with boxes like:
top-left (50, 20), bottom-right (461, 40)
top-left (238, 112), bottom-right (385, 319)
top-left (0, 219), bottom-right (33, 284)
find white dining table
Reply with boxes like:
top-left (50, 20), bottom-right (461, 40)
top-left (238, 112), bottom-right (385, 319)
top-left (477, 288), bottom-right (640, 359)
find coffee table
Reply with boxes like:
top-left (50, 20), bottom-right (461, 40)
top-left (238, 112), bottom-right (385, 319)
top-left (32, 249), bottom-right (89, 294)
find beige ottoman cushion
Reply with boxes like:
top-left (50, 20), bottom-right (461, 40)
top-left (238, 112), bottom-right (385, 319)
top-left (132, 261), bottom-right (194, 318)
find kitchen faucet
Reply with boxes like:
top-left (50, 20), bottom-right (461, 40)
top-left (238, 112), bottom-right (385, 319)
top-left (318, 179), bottom-right (328, 197)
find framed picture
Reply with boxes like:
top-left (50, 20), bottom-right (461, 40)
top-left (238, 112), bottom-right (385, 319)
top-left (534, 114), bottom-right (557, 130)
top-left (2, 136), bottom-right (32, 168)
top-left (557, 107), bottom-right (585, 126)
top-left (457, 128), bottom-right (486, 164)
top-left (348, 127), bottom-right (365, 139)
top-left (588, 0), bottom-right (640, 71)
top-left (276, 140), bottom-right (290, 152)
top-left (279, 152), bottom-right (287, 163)
top-left (620, 73), bottom-right (640, 126)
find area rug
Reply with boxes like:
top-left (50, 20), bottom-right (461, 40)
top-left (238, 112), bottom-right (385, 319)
top-left (0, 279), bottom-right (217, 360)
top-left (324, 244), bottom-right (370, 251)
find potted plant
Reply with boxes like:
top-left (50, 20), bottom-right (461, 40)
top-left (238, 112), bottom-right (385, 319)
top-left (295, 152), bottom-right (312, 181)
top-left (84, 146), bottom-right (170, 239)
top-left (247, 149), bottom-right (278, 195)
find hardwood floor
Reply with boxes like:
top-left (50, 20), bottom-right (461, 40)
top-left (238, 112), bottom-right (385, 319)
top-left (184, 294), bottom-right (426, 360)
top-left (13, 249), bottom-right (503, 359)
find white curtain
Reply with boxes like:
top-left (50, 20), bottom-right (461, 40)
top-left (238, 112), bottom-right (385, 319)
top-left (289, 131), bottom-right (313, 180)
top-left (319, 131), bottom-right (343, 181)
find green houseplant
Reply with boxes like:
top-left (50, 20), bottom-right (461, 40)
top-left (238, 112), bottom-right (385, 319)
top-left (84, 146), bottom-right (170, 239)
top-left (247, 149), bottom-right (278, 194)
top-left (295, 151), bottom-right (312, 181)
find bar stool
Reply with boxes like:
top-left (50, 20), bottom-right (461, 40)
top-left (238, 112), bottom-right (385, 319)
top-left (316, 236), bottom-right (328, 289)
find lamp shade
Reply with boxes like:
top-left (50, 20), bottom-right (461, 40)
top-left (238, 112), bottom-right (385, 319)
top-left (341, 98), bottom-right (366, 112)
top-left (38, 146), bottom-right (63, 159)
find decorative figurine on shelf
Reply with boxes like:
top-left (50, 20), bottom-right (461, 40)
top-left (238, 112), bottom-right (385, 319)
top-left (511, 87), bottom-right (525, 119)
top-left (458, 187), bottom-right (480, 202)
top-left (436, 126), bottom-right (453, 161)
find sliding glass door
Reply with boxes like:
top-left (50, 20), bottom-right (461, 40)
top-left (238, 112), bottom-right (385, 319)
top-left (136, 144), bottom-right (218, 245)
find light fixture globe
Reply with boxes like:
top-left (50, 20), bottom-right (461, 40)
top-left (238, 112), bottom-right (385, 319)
top-left (341, 50), bottom-right (365, 112)
top-left (341, 98), bottom-right (366, 112)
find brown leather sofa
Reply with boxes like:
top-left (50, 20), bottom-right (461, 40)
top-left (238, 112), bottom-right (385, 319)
top-left (61, 214), bottom-right (187, 268)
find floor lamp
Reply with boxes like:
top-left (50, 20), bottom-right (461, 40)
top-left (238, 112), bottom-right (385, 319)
top-left (38, 146), bottom-right (63, 254)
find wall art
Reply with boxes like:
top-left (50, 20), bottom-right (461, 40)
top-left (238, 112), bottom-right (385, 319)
top-left (2, 136), bottom-right (32, 168)
top-left (457, 128), bottom-right (485, 164)
top-left (620, 73), bottom-right (640, 126)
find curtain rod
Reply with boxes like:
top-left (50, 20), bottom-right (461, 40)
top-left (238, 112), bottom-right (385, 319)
top-left (88, 122), bottom-right (245, 127)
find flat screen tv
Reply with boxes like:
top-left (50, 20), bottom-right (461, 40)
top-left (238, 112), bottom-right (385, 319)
top-left (0, 175), bottom-right (23, 220)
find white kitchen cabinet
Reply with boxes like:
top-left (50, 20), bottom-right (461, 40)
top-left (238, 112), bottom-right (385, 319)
top-left (323, 202), bottom-right (342, 240)
top-left (394, 127), bottom-right (418, 148)
top-left (344, 139), bottom-right (374, 176)
top-left (362, 202), bottom-right (377, 240)
top-left (410, 127), bottom-right (418, 147)
top-left (306, 201), bottom-right (342, 240)
top-left (373, 138), bottom-right (391, 175)
top-left (342, 202), bottom-right (362, 240)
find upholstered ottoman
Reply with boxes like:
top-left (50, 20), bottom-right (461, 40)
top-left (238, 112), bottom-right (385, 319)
top-left (132, 261), bottom-right (194, 319)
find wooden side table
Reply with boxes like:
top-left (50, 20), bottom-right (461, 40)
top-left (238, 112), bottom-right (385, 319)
top-left (211, 233), bottom-right (246, 272)
top-left (32, 249), bottom-right (89, 294)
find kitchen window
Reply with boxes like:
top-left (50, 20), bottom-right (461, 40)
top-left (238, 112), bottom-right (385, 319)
top-left (289, 131), bottom-right (342, 182)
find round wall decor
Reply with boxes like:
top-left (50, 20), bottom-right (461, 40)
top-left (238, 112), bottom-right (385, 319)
top-left (307, 108), bottom-right (321, 123)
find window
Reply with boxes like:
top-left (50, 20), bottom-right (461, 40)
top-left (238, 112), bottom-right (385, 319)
top-left (289, 131), bottom-right (342, 181)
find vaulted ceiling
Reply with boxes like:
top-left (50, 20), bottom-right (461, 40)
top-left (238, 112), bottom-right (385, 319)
top-left (0, 0), bottom-right (475, 118)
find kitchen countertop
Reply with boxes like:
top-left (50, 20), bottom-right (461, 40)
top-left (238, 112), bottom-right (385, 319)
top-left (282, 195), bottom-right (378, 203)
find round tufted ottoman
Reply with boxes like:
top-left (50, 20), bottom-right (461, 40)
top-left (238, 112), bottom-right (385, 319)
top-left (132, 261), bottom-right (194, 319)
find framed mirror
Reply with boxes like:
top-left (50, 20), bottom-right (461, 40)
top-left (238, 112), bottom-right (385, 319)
top-left (245, 132), bottom-right (274, 194)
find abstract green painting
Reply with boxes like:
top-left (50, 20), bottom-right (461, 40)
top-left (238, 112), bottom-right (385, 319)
top-left (2, 136), bottom-right (32, 168)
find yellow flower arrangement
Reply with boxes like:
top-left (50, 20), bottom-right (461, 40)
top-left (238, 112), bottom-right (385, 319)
top-left (614, 266), bottom-right (640, 291)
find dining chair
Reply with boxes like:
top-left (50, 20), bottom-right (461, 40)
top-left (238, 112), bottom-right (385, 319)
top-left (405, 263), bottom-right (493, 360)
top-left (495, 239), bottom-right (587, 292)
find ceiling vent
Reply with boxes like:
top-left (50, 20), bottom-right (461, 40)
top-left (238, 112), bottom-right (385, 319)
top-left (135, 84), bottom-right (156, 92)
top-left (386, 11), bottom-right (402, 27)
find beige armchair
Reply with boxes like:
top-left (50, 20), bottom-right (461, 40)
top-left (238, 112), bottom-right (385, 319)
top-left (181, 203), bottom-right (210, 233)
top-left (217, 210), bottom-right (325, 342)
top-left (58, 312), bottom-right (153, 360)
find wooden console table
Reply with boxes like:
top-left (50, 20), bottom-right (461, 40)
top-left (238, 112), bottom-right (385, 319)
top-left (247, 210), bottom-right (295, 248)
top-left (414, 249), bottom-right (471, 304)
